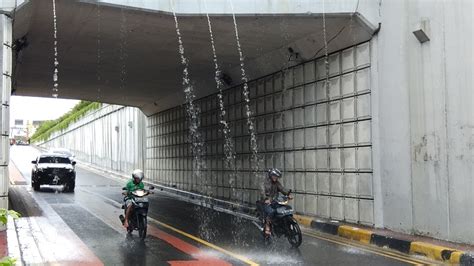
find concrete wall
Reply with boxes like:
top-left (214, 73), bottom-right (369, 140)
top-left (0, 15), bottom-right (12, 209)
top-left (372, 0), bottom-right (474, 244)
top-left (39, 105), bottom-right (147, 176)
top-left (146, 42), bottom-right (375, 225)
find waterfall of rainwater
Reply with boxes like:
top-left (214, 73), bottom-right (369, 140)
top-left (228, 0), bottom-right (261, 187)
top-left (171, 9), bottom-right (205, 195)
top-left (52, 0), bottom-right (59, 98)
top-left (96, 2), bottom-right (102, 100)
top-left (119, 8), bottom-right (128, 99)
top-left (228, 0), bottom-right (264, 246)
top-left (171, 4), bottom-right (214, 241)
top-left (322, 0), bottom-right (330, 104)
top-left (204, 5), bottom-right (237, 197)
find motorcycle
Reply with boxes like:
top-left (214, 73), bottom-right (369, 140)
top-left (254, 191), bottom-right (303, 248)
top-left (119, 186), bottom-right (154, 240)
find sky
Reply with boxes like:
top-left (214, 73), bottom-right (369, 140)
top-left (9, 96), bottom-right (80, 126)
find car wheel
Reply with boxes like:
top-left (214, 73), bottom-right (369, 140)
top-left (33, 182), bottom-right (40, 191)
top-left (65, 181), bottom-right (75, 192)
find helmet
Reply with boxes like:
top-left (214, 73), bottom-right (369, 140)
top-left (267, 168), bottom-right (282, 178)
top-left (132, 169), bottom-right (144, 181)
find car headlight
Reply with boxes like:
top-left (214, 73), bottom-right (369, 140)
top-left (68, 169), bottom-right (73, 172)
top-left (38, 168), bottom-right (44, 172)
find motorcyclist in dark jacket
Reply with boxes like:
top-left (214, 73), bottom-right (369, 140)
top-left (261, 168), bottom-right (292, 236)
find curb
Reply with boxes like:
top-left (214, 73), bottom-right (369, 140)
top-left (293, 214), bottom-right (474, 265)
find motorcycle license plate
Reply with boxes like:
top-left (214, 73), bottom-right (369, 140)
top-left (134, 198), bottom-right (148, 203)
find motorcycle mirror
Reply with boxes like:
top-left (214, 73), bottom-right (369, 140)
top-left (31, 160), bottom-right (36, 164)
top-left (122, 187), bottom-right (127, 191)
top-left (149, 186), bottom-right (155, 190)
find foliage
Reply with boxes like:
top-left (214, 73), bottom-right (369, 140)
top-left (0, 209), bottom-right (20, 266)
top-left (0, 209), bottom-right (19, 226)
top-left (30, 101), bottom-right (101, 143)
top-left (0, 256), bottom-right (16, 266)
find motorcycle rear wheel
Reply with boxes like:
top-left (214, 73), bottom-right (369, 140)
top-left (287, 218), bottom-right (302, 248)
top-left (138, 215), bottom-right (147, 240)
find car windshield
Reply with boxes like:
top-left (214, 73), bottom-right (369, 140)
top-left (38, 157), bottom-right (71, 164)
top-left (51, 149), bottom-right (73, 157)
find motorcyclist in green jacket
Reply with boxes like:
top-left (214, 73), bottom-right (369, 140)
top-left (123, 169), bottom-right (145, 229)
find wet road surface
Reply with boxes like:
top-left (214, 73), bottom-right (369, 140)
top-left (9, 146), bottom-right (435, 265)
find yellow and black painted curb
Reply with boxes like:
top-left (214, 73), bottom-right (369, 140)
top-left (294, 214), bottom-right (474, 265)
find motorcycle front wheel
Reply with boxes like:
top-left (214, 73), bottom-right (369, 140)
top-left (287, 218), bottom-right (302, 248)
top-left (138, 215), bottom-right (147, 240)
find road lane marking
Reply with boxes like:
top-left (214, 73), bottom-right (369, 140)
top-left (148, 217), bottom-right (259, 266)
top-left (79, 188), bottom-right (259, 266)
top-left (75, 175), bottom-right (430, 265)
top-left (302, 230), bottom-right (435, 265)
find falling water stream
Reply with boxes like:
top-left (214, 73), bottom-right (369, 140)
top-left (203, 3), bottom-right (237, 197)
top-left (228, 0), bottom-right (261, 185)
top-left (205, 0), bottom-right (251, 245)
top-left (119, 8), bottom-right (128, 98)
top-left (96, 2), bottom-right (102, 100)
top-left (171, 8), bottom-right (205, 195)
top-left (227, 0), bottom-right (264, 245)
top-left (171, 3), bottom-right (213, 240)
top-left (51, 0), bottom-right (59, 98)
top-left (322, 0), bottom-right (331, 104)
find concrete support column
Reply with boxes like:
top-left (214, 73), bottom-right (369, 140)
top-left (0, 14), bottom-right (12, 209)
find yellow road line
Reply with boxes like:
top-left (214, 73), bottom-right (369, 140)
top-left (148, 217), bottom-right (259, 266)
top-left (303, 230), bottom-right (434, 265)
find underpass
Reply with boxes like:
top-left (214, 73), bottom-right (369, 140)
top-left (8, 145), bottom-right (434, 265)
top-left (0, 0), bottom-right (471, 264)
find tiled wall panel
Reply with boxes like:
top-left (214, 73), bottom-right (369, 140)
top-left (146, 42), bottom-right (373, 225)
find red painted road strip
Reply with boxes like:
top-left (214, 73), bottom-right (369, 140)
top-left (147, 226), bottom-right (232, 266)
top-left (0, 231), bottom-right (7, 258)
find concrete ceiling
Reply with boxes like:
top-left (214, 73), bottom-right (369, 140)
top-left (12, 0), bottom-right (375, 116)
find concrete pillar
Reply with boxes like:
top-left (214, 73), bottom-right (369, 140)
top-left (0, 14), bottom-right (12, 209)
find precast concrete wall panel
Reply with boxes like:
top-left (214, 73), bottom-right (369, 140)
top-left (39, 105), bottom-right (146, 176)
top-left (146, 42), bottom-right (373, 225)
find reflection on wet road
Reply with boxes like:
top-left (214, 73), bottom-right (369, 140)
top-left (9, 146), bottom-right (432, 265)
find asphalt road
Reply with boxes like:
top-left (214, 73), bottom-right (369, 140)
top-left (9, 145), bottom-right (435, 265)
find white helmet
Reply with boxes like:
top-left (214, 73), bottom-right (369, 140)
top-left (132, 169), bottom-right (144, 181)
top-left (267, 168), bottom-right (282, 178)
